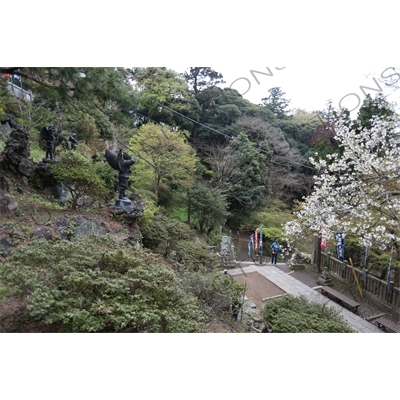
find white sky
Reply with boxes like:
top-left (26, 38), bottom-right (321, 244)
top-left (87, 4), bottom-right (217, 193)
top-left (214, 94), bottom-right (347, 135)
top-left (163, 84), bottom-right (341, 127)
top-left (169, 67), bottom-right (400, 117)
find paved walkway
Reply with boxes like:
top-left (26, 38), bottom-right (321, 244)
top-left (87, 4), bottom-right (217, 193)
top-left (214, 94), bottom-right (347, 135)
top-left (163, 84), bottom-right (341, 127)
top-left (228, 262), bottom-right (382, 333)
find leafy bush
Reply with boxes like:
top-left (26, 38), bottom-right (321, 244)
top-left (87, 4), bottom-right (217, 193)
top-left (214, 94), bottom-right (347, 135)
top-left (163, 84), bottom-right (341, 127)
top-left (181, 271), bottom-right (245, 316)
top-left (188, 183), bottom-right (228, 234)
top-left (50, 151), bottom-right (108, 209)
top-left (261, 295), bottom-right (355, 333)
top-left (136, 190), bottom-right (159, 226)
top-left (209, 234), bottom-right (223, 247)
top-left (94, 161), bottom-right (116, 194)
top-left (0, 235), bottom-right (207, 332)
top-left (168, 206), bottom-right (188, 223)
top-left (140, 213), bottom-right (193, 255)
top-left (173, 240), bottom-right (221, 271)
top-left (141, 213), bottom-right (220, 271)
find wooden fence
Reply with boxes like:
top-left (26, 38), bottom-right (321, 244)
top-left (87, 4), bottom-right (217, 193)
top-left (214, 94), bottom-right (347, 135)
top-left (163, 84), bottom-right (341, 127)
top-left (321, 254), bottom-right (400, 308)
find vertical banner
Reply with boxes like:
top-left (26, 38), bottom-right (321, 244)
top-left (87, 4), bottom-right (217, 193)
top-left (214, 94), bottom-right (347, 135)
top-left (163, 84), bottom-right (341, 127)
top-left (259, 226), bottom-right (263, 263)
top-left (248, 234), bottom-right (255, 260)
top-left (387, 247), bottom-right (394, 294)
top-left (336, 232), bottom-right (345, 270)
top-left (321, 226), bottom-right (328, 249)
top-left (336, 233), bottom-right (345, 261)
top-left (254, 229), bottom-right (259, 252)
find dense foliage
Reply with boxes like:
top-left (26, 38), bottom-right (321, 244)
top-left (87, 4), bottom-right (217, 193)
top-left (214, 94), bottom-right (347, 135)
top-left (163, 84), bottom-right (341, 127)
top-left (261, 295), bottom-right (355, 333)
top-left (50, 151), bottom-right (109, 209)
top-left (0, 236), bottom-right (208, 332)
top-left (188, 182), bottom-right (228, 234)
top-left (129, 122), bottom-right (197, 199)
top-left (2, 67), bottom-right (400, 332)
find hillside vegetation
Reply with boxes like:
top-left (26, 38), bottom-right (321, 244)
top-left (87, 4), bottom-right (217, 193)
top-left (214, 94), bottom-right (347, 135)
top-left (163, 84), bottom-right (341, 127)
top-left (1, 67), bottom-right (399, 332)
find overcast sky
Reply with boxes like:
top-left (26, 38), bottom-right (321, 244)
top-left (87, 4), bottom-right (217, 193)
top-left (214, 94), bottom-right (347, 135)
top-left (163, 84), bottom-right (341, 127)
top-left (169, 67), bottom-right (400, 117)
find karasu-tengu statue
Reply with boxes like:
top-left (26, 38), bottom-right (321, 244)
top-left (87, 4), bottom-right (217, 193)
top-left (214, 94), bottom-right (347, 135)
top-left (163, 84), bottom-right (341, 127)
top-left (105, 149), bottom-right (138, 206)
top-left (68, 133), bottom-right (78, 150)
top-left (40, 124), bottom-right (58, 163)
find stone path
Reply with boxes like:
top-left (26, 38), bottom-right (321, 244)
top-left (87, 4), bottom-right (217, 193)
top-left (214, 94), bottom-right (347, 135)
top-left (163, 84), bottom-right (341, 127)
top-left (228, 262), bottom-right (383, 333)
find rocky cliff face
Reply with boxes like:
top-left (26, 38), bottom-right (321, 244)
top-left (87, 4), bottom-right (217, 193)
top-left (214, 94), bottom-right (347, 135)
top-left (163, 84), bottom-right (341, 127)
top-left (0, 114), bottom-right (146, 255)
top-left (0, 114), bottom-right (56, 191)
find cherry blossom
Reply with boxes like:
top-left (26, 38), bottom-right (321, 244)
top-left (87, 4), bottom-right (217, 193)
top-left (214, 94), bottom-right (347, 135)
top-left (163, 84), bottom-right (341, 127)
top-left (284, 111), bottom-right (400, 251)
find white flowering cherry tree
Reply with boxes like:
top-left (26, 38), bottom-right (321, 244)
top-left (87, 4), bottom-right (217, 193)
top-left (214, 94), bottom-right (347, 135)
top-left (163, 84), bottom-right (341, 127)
top-left (284, 111), bottom-right (400, 254)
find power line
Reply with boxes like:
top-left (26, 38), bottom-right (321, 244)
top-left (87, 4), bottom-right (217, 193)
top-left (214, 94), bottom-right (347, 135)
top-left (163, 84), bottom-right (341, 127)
top-left (151, 99), bottom-right (317, 171)
top-left (151, 99), bottom-right (234, 141)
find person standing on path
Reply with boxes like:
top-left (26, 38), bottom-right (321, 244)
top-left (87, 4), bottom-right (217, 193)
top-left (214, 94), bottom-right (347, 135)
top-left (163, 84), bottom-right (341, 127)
top-left (270, 239), bottom-right (281, 265)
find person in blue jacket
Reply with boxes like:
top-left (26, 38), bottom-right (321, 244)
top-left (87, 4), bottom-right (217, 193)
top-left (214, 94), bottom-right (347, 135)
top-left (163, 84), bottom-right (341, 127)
top-left (270, 239), bottom-right (281, 265)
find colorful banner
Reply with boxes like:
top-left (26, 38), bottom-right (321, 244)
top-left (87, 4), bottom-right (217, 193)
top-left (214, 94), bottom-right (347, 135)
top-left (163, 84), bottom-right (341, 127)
top-left (248, 234), bottom-right (255, 260)
top-left (254, 230), bottom-right (259, 252)
top-left (336, 232), bottom-right (345, 261)
top-left (321, 226), bottom-right (328, 249)
top-left (387, 247), bottom-right (394, 294)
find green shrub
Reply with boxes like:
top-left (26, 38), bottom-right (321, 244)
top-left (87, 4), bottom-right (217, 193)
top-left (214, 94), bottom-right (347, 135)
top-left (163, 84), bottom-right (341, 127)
top-left (0, 235), bottom-right (207, 332)
top-left (50, 151), bottom-right (107, 209)
top-left (168, 206), bottom-right (188, 223)
top-left (181, 271), bottom-right (245, 316)
top-left (94, 161), bottom-right (116, 193)
top-left (173, 240), bottom-right (221, 271)
top-left (140, 213), bottom-right (193, 256)
top-left (210, 234), bottom-right (223, 247)
top-left (261, 295), bottom-right (355, 333)
top-left (141, 213), bottom-right (220, 271)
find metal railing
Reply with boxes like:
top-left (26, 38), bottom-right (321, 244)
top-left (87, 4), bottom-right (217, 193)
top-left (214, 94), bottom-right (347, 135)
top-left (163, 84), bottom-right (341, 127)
top-left (7, 82), bottom-right (33, 102)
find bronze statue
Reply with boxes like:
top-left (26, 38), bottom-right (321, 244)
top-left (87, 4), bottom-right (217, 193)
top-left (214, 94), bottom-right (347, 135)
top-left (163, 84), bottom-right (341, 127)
top-left (105, 149), bottom-right (137, 206)
top-left (40, 124), bottom-right (57, 162)
top-left (68, 133), bottom-right (78, 150)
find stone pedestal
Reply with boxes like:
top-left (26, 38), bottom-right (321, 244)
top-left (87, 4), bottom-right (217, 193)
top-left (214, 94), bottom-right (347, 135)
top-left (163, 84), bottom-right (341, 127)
top-left (317, 267), bottom-right (333, 286)
top-left (115, 198), bottom-right (132, 207)
top-left (42, 158), bottom-right (58, 164)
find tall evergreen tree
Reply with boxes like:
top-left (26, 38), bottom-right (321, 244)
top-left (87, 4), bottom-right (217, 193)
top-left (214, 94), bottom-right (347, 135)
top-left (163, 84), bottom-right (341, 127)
top-left (260, 87), bottom-right (291, 118)
top-left (184, 67), bottom-right (225, 94)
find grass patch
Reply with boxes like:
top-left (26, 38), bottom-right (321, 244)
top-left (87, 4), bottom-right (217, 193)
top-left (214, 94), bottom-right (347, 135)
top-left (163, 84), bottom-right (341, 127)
top-left (168, 206), bottom-right (188, 223)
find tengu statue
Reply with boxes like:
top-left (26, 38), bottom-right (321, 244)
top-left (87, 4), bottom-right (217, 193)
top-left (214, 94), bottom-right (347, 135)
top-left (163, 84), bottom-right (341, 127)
top-left (105, 149), bottom-right (137, 206)
top-left (40, 124), bottom-right (57, 162)
top-left (68, 133), bottom-right (78, 150)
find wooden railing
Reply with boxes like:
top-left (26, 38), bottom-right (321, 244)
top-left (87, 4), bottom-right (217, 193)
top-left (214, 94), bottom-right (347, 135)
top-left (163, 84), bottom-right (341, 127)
top-left (321, 254), bottom-right (400, 308)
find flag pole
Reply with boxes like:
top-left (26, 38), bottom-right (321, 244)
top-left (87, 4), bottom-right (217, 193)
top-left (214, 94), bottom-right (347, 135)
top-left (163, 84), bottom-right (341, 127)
top-left (349, 258), bottom-right (363, 298)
